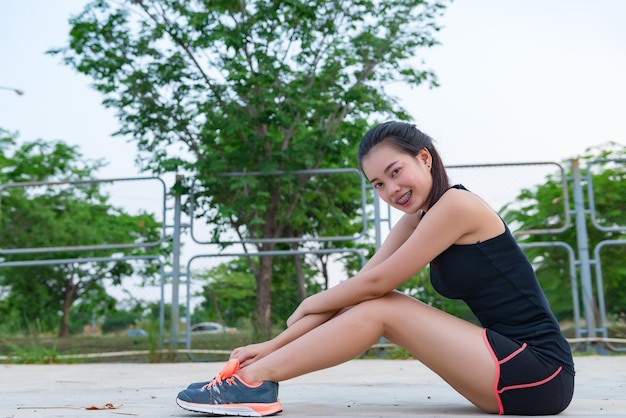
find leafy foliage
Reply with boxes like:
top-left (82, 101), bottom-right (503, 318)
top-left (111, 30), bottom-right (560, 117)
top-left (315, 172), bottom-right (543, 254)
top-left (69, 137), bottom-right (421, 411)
top-left (501, 142), bottom-right (626, 322)
top-left (193, 252), bottom-right (329, 329)
top-left (0, 129), bottom-right (168, 337)
top-left (51, 0), bottom-right (449, 337)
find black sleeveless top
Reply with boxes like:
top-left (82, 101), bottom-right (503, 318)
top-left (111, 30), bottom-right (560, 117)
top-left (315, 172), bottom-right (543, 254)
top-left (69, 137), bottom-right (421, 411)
top-left (429, 185), bottom-right (574, 375)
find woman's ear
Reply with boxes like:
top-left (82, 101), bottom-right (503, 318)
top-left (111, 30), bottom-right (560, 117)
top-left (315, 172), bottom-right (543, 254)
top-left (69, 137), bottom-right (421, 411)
top-left (417, 148), bottom-right (432, 167)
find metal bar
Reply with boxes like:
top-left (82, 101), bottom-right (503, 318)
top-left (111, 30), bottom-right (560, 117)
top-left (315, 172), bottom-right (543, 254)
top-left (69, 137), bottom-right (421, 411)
top-left (571, 159), bottom-right (598, 347)
top-left (374, 192), bottom-right (382, 249)
top-left (0, 254), bottom-right (163, 268)
top-left (0, 254), bottom-right (167, 347)
top-left (187, 249), bottom-right (366, 270)
top-left (159, 260), bottom-right (165, 350)
top-left (0, 177), bottom-right (168, 254)
top-left (183, 248), bottom-right (366, 361)
top-left (0, 176), bottom-right (163, 189)
top-left (188, 168), bottom-right (369, 245)
top-left (520, 241), bottom-right (582, 349)
top-left (586, 159), bottom-right (626, 232)
top-left (212, 168), bottom-right (363, 177)
top-left (593, 239), bottom-right (626, 352)
top-left (170, 180), bottom-right (182, 352)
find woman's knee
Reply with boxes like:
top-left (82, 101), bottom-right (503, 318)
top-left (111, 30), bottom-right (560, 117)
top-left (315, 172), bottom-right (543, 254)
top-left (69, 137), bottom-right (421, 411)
top-left (351, 291), bottom-right (419, 320)
top-left (355, 292), bottom-right (398, 310)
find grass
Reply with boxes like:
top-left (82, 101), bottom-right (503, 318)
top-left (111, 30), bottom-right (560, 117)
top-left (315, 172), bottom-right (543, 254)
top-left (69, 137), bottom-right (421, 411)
top-left (2, 321), bottom-right (625, 364)
top-left (3, 341), bottom-right (61, 364)
top-left (0, 332), bottom-right (396, 364)
top-left (0, 330), bottom-right (261, 364)
top-left (1, 334), bottom-right (150, 363)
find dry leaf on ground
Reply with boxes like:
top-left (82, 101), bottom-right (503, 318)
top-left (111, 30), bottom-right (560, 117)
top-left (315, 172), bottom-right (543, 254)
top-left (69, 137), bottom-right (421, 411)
top-left (85, 403), bottom-right (123, 410)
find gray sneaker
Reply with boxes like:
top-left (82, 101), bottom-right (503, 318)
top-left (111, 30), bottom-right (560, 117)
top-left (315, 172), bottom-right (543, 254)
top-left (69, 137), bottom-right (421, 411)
top-left (176, 359), bottom-right (282, 416)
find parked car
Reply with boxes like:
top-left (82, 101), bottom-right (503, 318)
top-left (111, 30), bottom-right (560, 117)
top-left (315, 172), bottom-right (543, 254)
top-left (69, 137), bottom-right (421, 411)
top-left (190, 322), bottom-right (237, 334)
top-left (126, 328), bottom-right (148, 337)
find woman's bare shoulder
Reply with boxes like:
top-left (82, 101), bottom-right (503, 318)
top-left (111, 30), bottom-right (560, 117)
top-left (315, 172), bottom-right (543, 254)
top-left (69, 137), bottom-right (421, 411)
top-left (436, 186), bottom-right (494, 212)
top-left (433, 187), bottom-right (504, 244)
top-left (399, 210), bottom-right (424, 229)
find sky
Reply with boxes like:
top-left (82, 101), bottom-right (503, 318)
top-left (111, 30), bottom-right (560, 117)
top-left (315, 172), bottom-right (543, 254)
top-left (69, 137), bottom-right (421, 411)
top-left (401, 0), bottom-right (626, 165)
top-left (1, 0), bottom-right (624, 178)
top-left (0, 1), bottom-right (624, 306)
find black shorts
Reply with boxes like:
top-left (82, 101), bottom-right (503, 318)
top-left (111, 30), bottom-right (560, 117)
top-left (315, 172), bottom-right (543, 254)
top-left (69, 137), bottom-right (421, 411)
top-left (483, 329), bottom-right (574, 415)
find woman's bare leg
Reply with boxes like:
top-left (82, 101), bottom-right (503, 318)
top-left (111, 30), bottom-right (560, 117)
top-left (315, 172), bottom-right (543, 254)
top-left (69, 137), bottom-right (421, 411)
top-left (238, 291), bottom-right (498, 413)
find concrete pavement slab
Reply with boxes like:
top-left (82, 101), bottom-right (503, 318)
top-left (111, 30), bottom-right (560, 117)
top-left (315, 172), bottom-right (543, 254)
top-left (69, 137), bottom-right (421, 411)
top-left (1, 356), bottom-right (624, 417)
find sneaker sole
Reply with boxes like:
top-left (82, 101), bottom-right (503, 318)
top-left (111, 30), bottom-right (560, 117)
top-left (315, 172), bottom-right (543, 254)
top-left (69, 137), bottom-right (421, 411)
top-left (176, 398), bottom-right (282, 417)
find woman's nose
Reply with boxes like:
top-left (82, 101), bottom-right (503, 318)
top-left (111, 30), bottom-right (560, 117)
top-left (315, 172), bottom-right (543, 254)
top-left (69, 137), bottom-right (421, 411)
top-left (388, 181), bottom-right (401, 196)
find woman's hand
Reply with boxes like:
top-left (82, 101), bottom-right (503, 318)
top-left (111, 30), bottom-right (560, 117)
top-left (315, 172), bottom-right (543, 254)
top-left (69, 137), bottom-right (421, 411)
top-left (286, 304), bottom-right (306, 328)
top-left (286, 295), bottom-right (316, 327)
top-left (230, 341), bottom-right (277, 368)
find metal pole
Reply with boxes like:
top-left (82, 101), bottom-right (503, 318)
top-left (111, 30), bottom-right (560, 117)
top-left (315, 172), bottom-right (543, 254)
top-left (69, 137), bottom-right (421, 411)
top-left (170, 175), bottom-right (182, 351)
top-left (571, 159), bottom-right (596, 348)
top-left (0, 85), bottom-right (24, 95)
top-left (374, 192), bottom-right (382, 249)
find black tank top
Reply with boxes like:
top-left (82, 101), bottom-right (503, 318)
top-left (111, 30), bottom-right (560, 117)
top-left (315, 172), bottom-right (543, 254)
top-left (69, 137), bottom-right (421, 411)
top-left (429, 185), bottom-right (574, 374)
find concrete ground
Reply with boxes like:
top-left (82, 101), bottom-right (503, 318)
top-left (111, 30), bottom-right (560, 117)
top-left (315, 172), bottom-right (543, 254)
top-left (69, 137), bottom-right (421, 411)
top-left (1, 356), bottom-right (625, 418)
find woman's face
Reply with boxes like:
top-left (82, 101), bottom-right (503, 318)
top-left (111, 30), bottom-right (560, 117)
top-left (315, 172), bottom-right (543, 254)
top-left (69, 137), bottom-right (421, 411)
top-left (360, 142), bottom-right (432, 214)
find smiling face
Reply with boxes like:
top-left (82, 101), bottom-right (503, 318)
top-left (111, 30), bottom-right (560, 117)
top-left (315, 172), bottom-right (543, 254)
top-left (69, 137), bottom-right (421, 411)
top-left (361, 142), bottom-right (433, 214)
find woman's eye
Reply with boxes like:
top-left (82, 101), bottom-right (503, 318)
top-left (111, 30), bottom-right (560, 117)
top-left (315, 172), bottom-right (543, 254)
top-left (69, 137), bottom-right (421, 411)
top-left (374, 182), bottom-right (383, 189)
top-left (391, 168), bottom-right (400, 177)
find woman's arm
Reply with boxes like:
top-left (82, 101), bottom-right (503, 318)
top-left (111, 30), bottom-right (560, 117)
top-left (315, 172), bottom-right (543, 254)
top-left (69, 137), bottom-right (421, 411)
top-left (293, 189), bottom-right (491, 318)
top-left (359, 211), bottom-right (422, 274)
top-left (284, 211), bottom-right (423, 326)
top-left (231, 309), bottom-right (341, 367)
top-left (231, 211), bottom-right (423, 365)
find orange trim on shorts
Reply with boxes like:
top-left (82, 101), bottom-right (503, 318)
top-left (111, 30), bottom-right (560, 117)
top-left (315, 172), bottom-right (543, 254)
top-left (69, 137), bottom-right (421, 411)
top-left (499, 343), bottom-right (527, 364)
top-left (499, 366), bottom-right (563, 393)
top-left (482, 329), bottom-right (504, 415)
top-left (483, 330), bottom-right (566, 414)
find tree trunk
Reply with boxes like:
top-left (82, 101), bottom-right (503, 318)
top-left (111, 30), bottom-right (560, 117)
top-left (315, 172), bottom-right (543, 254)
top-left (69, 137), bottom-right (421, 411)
top-left (254, 254), bottom-right (274, 340)
top-left (319, 255), bottom-right (330, 290)
top-left (211, 292), bottom-right (224, 325)
top-left (293, 245), bottom-right (306, 301)
top-left (58, 279), bottom-right (77, 338)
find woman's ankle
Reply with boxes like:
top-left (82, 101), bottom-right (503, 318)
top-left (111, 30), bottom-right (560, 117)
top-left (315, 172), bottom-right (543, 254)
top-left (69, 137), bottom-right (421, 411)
top-left (237, 368), bottom-right (264, 386)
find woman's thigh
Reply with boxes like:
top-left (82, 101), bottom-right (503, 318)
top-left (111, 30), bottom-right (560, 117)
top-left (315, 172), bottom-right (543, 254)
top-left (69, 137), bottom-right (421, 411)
top-left (362, 291), bottom-right (498, 413)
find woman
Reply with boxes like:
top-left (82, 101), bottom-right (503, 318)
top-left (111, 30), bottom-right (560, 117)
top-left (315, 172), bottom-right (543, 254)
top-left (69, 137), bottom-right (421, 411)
top-left (176, 121), bottom-right (575, 416)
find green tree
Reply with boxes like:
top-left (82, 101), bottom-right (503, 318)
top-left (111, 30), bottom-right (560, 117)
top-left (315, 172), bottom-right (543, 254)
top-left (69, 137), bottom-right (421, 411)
top-left (51, 0), bottom-right (448, 337)
top-left (194, 251), bottom-right (329, 330)
top-left (501, 142), bottom-right (626, 322)
top-left (0, 130), bottom-right (167, 337)
top-left (101, 298), bottom-right (148, 334)
top-left (194, 261), bottom-right (257, 326)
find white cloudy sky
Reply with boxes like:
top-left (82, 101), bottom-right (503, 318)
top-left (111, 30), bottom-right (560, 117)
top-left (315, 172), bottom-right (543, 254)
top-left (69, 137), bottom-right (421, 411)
top-left (1, 0), bottom-right (624, 179)
top-left (1, 1), bottom-right (624, 299)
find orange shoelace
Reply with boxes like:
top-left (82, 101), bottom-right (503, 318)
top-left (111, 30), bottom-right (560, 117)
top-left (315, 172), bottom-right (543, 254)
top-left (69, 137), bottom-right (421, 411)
top-left (202, 359), bottom-right (240, 390)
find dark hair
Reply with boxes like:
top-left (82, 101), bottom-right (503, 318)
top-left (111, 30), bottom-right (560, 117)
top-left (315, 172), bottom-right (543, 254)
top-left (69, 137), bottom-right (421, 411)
top-left (358, 121), bottom-right (450, 210)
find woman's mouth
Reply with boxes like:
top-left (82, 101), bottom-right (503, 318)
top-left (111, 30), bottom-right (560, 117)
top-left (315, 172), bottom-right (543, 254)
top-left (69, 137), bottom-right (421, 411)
top-left (396, 191), bottom-right (412, 205)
